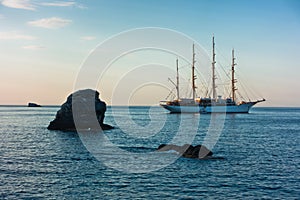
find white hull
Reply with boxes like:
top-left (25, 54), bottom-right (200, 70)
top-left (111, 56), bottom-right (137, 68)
top-left (160, 102), bottom-right (256, 113)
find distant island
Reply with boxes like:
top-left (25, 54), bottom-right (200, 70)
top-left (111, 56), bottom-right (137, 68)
top-left (28, 103), bottom-right (41, 107)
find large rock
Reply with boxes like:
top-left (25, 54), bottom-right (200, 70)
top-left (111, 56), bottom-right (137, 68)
top-left (47, 89), bottom-right (113, 131)
top-left (157, 144), bottom-right (213, 159)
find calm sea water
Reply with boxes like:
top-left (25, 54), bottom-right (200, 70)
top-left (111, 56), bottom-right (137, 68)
top-left (0, 106), bottom-right (299, 199)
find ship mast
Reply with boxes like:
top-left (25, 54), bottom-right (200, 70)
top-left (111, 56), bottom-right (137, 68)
top-left (176, 58), bottom-right (180, 100)
top-left (212, 36), bottom-right (217, 99)
top-left (192, 44), bottom-right (196, 100)
top-left (231, 49), bottom-right (237, 102)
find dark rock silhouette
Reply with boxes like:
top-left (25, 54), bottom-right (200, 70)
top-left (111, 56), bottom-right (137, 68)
top-left (28, 102), bottom-right (41, 107)
top-left (47, 89), bottom-right (113, 131)
top-left (157, 144), bottom-right (213, 159)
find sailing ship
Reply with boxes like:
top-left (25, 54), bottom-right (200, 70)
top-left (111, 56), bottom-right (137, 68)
top-left (160, 37), bottom-right (265, 113)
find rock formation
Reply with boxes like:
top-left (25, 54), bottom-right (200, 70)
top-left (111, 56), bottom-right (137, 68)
top-left (157, 144), bottom-right (213, 159)
top-left (47, 89), bottom-right (113, 131)
top-left (28, 102), bottom-right (41, 107)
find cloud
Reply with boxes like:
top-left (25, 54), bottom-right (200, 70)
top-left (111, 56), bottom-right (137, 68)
top-left (22, 45), bottom-right (45, 50)
top-left (1, 0), bottom-right (35, 10)
top-left (27, 17), bottom-right (72, 29)
top-left (1, 0), bottom-right (87, 10)
top-left (39, 1), bottom-right (87, 9)
top-left (81, 36), bottom-right (96, 41)
top-left (40, 1), bottom-right (76, 7)
top-left (0, 31), bottom-right (36, 40)
top-left (75, 4), bottom-right (87, 9)
top-left (0, 14), bottom-right (4, 19)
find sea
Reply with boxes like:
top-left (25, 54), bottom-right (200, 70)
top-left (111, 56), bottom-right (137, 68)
top-left (0, 106), bottom-right (299, 199)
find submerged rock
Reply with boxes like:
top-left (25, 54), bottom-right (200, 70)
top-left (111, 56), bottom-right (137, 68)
top-left (47, 89), bottom-right (113, 131)
top-left (157, 144), bottom-right (213, 159)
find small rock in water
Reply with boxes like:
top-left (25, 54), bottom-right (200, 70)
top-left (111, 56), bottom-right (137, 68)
top-left (47, 89), bottom-right (114, 131)
top-left (28, 102), bottom-right (41, 107)
top-left (157, 144), bottom-right (213, 159)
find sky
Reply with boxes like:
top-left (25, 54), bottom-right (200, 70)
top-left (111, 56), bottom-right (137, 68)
top-left (0, 0), bottom-right (299, 106)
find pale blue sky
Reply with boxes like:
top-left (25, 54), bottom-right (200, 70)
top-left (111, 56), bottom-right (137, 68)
top-left (0, 0), bottom-right (299, 106)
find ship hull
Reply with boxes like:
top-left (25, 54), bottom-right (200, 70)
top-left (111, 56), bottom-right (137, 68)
top-left (160, 102), bottom-right (256, 113)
